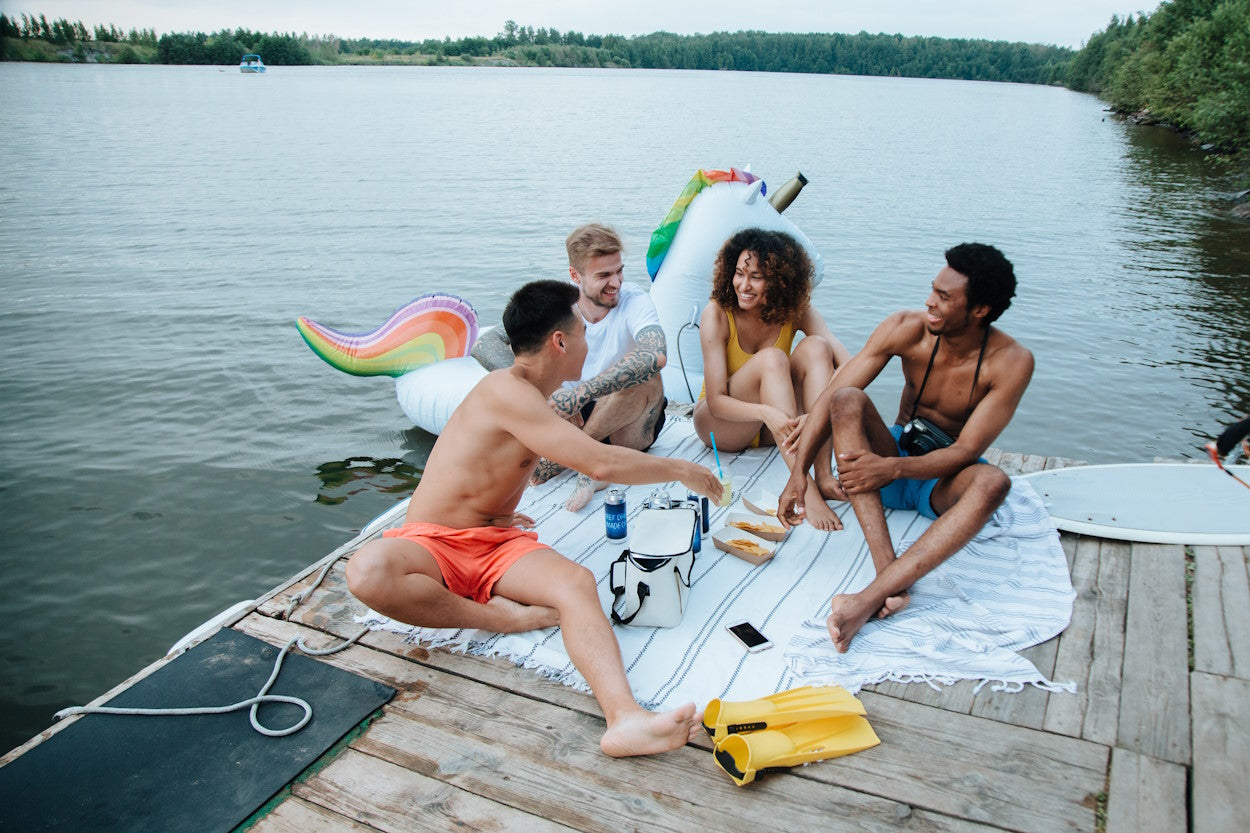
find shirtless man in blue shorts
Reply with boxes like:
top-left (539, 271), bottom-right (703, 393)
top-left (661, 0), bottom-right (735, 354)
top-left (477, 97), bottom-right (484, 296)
top-left (348, 279), bottom-right (721, 757)
top-left (779, 243), bottom-right (1034, 652)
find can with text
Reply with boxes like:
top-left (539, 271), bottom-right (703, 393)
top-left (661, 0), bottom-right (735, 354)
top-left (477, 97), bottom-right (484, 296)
top-left (604, 489), bottom-right (627, 540)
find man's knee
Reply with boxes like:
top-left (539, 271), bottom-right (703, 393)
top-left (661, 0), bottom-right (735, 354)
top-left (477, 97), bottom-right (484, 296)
top-left (969, 464), bottom-right (1011, 510)
top-left (345, 544), bottom-right (391, 605)
top-left (551, 561), bottom-right (599, 605)
top-left (829, 386), bottom-right (870, 418)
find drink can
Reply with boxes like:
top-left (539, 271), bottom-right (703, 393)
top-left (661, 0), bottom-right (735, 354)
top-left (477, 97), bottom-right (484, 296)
top-left (604, 488), bottom-right (627, 540)
top-left (685, 494), bottom-right (702, 553)
top-left (644, 488), bottom-right (671, 509)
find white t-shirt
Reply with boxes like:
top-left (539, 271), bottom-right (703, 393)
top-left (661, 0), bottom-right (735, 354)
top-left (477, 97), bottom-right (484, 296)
top-left (570, 282), bottom-right (661, 386)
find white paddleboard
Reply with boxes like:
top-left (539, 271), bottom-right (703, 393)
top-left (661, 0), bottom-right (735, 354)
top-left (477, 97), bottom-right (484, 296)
top-left (1021, 463), bottom-right (1250, 545)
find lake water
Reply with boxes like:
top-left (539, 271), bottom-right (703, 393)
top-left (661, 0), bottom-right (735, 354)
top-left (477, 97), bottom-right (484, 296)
top-left (1, 64), bottom-right (1246, 751)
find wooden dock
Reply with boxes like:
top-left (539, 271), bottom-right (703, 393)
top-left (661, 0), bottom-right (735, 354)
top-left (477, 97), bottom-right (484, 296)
top-left (6, 450), bottom-right (1245, 832)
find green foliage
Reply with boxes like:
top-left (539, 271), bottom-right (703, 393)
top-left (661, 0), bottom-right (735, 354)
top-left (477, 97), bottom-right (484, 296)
top-left (157, 28), bottom-right (313, 65)
top-left (1069, 0), bottom-right (1250, 151)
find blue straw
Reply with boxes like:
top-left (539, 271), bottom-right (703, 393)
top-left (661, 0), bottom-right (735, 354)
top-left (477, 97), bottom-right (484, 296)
top-left (709, 432), bottom-right (725, 478)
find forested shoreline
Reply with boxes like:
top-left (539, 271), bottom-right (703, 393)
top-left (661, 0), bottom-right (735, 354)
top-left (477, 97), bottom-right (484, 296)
top-left (2, 1), bottom-right (1246, 156)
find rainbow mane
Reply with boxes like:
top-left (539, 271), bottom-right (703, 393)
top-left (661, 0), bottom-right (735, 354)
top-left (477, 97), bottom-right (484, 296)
top-left (645, 168), bottom-right (763, 279)
top-left (297, 293), bottom-right (478, 377)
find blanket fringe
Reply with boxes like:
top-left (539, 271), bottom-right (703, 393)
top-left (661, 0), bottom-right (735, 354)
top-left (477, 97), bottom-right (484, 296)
top-left (848, 669), bottom-right (1077, 695)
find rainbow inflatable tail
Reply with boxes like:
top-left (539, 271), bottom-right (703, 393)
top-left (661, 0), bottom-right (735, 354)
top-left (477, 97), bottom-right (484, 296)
top-left (297, 293), bottom-right (478, 377)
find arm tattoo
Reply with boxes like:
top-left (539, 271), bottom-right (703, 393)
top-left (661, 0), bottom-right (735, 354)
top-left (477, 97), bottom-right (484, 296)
top-left (547, 325), bottom-right (666, 415)
top-left (571, 325), bottom-right (666, 409)
top-left (470, 328), bottom-right (514, 371)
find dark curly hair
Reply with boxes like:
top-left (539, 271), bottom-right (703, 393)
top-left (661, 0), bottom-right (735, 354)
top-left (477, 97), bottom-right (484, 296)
top-left (710, 228), bottom-right (813, 326)
top-left (944, 242), bottom-right (1016, 325)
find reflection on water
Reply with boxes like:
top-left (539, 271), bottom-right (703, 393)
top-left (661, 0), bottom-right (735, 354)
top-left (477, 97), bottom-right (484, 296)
top-left (312, 457), bottom-right (423, 506)
top-left (1118, 124), bottom-right (1250, 425)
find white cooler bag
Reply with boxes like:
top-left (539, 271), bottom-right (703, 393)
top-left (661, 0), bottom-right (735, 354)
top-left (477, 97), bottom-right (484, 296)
top-left (609, 506), bottom-right (697, 628)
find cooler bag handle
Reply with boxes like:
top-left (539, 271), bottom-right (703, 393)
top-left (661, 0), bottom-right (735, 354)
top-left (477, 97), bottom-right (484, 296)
top-left (609, 549), bottom-right (651, 626)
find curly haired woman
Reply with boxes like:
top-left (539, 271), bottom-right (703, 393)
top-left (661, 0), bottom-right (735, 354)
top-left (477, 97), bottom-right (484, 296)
top-left (693, 228), bottom-right (851, 530)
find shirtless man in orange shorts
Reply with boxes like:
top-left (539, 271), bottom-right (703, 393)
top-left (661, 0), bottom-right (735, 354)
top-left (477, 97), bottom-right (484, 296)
top-left (347, 279), bottom-right (723, 758)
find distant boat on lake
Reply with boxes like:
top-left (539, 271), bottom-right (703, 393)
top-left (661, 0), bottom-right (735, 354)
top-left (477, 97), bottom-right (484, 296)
top-left (239, 54), bottom-right (266, 74)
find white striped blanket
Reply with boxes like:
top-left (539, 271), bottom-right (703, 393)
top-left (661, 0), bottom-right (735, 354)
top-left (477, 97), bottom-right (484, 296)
top-left (360, 416), bottom-right (1076, 705)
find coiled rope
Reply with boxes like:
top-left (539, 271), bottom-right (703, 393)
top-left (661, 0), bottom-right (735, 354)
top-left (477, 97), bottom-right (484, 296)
top-left (54, 554), bottom-right (370, 737)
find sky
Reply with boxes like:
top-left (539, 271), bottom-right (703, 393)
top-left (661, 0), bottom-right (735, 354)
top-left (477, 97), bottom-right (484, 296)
top-left (0, 1), bottom-right (1153, 49)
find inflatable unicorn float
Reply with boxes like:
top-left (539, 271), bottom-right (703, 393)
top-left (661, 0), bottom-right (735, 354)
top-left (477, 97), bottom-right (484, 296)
top-left (297, 167), bottom-right (823, 435)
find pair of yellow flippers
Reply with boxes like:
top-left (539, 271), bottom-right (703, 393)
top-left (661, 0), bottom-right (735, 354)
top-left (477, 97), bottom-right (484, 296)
top-left (703, 685), bottom-right (880, 786)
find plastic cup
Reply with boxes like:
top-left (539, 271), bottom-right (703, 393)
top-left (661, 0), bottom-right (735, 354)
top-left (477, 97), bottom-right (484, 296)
top-left (718, 474), bottom-right (733, 507)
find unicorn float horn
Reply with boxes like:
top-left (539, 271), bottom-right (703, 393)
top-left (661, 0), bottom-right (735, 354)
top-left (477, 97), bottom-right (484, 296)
top-left (768, 172), bottom-right (808, 212)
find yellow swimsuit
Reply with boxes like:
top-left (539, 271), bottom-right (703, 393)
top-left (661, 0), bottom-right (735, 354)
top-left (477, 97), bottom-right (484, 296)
top-left (701, 311), bottom-right (797, 447)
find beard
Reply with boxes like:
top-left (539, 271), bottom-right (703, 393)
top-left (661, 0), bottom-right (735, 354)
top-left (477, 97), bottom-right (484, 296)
top-left (584, 288), bottom-right (619, 310)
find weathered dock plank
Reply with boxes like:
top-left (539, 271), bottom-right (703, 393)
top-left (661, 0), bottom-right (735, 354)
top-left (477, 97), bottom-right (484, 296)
top-left (249, 796), bottom-right (381, 833)
top-left (1104, 747), bottom-right (1186, 833)
top-left (967, 638), bottom-right (1059, 730)
top-left (1190, 671), bottom-right (1250, 833)
top-left (1047, 533), bottom-right (1133, 742)
top-left (829, 691), bottom-right (1106, 833)
top-left (296, 747), bottom-right (579, 833)
top-left (265, 573), bottom-right (1102, 832)
top-left (1117, 542), bottom-right (1190, 764)
top-left (1191, 545), bottom-right (1250, 679)
top-left (359, 680), bottom-right (995, 833)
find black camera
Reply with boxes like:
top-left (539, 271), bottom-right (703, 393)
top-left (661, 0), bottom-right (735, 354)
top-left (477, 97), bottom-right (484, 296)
top-left (898, 417), bottom-right (955, 456)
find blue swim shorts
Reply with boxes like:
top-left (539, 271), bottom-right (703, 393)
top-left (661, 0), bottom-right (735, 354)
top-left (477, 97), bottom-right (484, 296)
top-left (875, 425), bottom-right (989, 520)
top-left (877, 424), bottom-right (942, 519)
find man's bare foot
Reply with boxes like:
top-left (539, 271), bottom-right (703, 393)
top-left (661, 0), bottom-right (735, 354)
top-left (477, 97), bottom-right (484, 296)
top-left (530, 458), bottom-right (566, 486)
top-left (876, 591), bottom-right (909, 619)
top-left (564, 473), bottom-right (608, 512)
top-left (803, 495), bottom-right (843, 531)
top-left (600, 703), bottom-right (702, 757)
top-left (485, 595), bottom-right (559, 632)
top-left (815, 473), bottom-right (848, 502)
top-left (826, 593), bottom-right (878, 653)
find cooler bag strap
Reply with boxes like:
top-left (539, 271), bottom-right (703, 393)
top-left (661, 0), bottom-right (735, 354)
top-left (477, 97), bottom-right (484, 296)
top-left (609, 549), bottom-right (651, 626)
top-left (674, 551), bottom-right (696, 587)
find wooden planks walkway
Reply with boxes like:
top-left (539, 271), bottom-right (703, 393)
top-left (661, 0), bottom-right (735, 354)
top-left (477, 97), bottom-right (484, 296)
top-left (6, 450), bottom-right (1246, 832)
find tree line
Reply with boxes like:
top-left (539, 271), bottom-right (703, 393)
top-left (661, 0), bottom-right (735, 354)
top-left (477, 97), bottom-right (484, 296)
top-left (0, 12), bottom-right (155, 45)
top-left (1065, 0), bottom-right (1248, 153)
top-left (0, 13), bottom-right (1070, 83)
top-left (2, 2), bottom-right (1246, 153)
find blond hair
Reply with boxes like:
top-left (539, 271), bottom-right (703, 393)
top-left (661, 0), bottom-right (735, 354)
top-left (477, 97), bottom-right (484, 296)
top-left (565, 223), bottom-right (623, 274)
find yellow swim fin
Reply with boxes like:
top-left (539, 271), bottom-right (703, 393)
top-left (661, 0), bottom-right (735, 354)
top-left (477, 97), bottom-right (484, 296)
top-left (703, 684), bottom-right (865, 742)
top-left (713, 714), bottom-right (881, 786)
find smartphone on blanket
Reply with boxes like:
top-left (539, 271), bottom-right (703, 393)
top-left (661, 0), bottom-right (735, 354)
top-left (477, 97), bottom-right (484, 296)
top-left (726, 620), bottom-right (773, 653)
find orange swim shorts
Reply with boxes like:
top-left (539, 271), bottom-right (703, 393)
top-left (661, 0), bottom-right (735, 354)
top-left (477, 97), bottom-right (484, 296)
top-left (382, 522), bottom-right (548, 604)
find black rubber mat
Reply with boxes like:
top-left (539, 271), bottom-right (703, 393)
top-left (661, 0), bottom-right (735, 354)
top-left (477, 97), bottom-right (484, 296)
top-left (0, 627), bottom-right (395, 832)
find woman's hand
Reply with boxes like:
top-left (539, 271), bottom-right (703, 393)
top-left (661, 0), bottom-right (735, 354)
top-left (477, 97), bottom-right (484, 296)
top-left (762, 406), bottom-right (796, 446)
top-left (781, 414), bottom-right (808, 454)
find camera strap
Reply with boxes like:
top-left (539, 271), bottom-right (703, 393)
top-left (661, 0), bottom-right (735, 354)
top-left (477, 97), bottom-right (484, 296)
top-left (907, 329), bottom-right (990, 424)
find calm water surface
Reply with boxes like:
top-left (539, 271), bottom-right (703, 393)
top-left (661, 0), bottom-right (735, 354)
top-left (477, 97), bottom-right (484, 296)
top-left (1, 64), bottom-right (1246, 750)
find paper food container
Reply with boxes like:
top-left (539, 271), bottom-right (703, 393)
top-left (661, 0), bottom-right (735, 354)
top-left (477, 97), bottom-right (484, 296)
top-left (741, 489), bottom-right (780, 518)
top-left (712, 527), bottom-right (777, 566)
top-left (723, 512), bottom-right (789, 543)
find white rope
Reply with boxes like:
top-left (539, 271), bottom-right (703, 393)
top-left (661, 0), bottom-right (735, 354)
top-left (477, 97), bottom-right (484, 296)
top-left (54, 555), bottom-right (370, 737)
